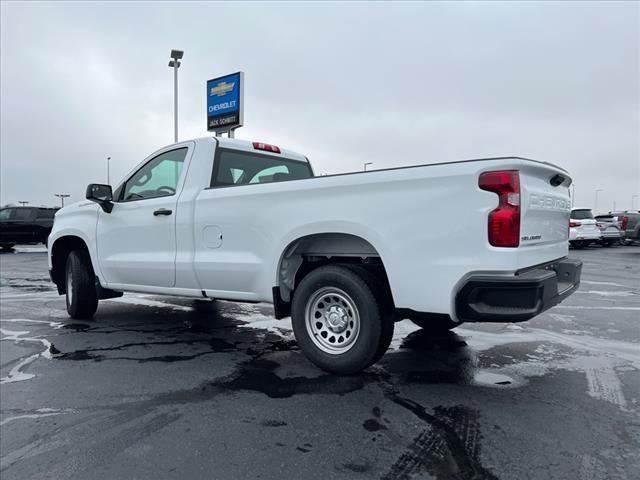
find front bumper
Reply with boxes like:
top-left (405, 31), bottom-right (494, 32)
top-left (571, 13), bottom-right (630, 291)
top-left (455, 257), bottom-right (582, 323)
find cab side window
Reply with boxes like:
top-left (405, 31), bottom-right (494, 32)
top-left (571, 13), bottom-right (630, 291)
top-left (121, 148), bottom-right (188, 201)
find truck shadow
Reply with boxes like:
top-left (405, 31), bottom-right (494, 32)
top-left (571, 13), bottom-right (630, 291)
top-left (54, 297), bottom-right (480, 390)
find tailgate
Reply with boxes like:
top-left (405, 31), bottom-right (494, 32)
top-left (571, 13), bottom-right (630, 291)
top-left (579, 219), bottom-right (599, 233)
top-left (517, 160), bottom-right (572, 268)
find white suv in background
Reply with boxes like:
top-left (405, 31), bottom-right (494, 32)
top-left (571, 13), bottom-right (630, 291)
top-left (569, 208), bottom-right (601, 248)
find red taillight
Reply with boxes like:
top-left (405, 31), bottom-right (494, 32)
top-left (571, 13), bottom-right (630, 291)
top-left (252, 142), bottom-right (281, 154)
top-left (479, 170), bottom-right (520, 247)
top-left (569, 221), bottom-right (581, 228)
top-left (621, 216), bottom-right (629, 230)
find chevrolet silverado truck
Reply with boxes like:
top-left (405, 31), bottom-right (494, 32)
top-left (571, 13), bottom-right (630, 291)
top-left (48, 137), bottom-right (582, 373)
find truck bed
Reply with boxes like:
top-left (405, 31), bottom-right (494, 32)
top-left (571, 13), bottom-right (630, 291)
top-left (192, 151), bottom-right (572, 319)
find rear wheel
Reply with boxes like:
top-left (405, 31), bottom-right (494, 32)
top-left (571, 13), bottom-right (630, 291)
top-left (65, 250), bottom-right (98, 319)
top-left (291, 265), bottom-right (393, 374)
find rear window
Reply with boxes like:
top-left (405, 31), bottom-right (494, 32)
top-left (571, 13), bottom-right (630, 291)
top-left (571, 209), bottom-right (594, 220)
top-left (211, 149), bottom-right (313, 188)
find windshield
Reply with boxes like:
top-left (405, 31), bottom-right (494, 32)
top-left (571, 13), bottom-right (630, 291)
top-left (571, 209), bottom-right (594, 220)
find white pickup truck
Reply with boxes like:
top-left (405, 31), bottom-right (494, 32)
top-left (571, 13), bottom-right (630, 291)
top-left (48, 137), bottom-right (582, 373)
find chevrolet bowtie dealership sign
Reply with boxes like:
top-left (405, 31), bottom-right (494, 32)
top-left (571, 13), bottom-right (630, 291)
top-left (207, 71), bottom-right (244, 133)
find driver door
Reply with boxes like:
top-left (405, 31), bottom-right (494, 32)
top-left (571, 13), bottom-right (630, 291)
top-left (97, 146), bottom-right (190, 288)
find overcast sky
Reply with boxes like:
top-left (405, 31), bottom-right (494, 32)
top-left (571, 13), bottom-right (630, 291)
top-left (1, 1), bottom-right (638, 212)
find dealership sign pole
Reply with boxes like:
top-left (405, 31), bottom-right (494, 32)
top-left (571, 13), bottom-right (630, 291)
top-left (207, 72), bottom-right (244, 138)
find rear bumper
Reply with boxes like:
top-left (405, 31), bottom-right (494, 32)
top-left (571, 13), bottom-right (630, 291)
top-left (455, 257), bottom-right (582, 323)
top-left (569, 230), bottom-right (600, 241)
top-left (599, 231), bottom-right (624, 240)
top-left (626, 226), bottom-right (640, 240)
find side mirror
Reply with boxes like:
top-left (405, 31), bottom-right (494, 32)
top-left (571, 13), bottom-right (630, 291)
top-left (86, 184), bottom-right (114, 213)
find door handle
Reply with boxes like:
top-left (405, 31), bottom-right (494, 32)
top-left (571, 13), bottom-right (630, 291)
top-left (153, 208), bottom-right (173, 216)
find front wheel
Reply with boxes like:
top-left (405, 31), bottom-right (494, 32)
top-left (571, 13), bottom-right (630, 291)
top-left (65, 250), bottom-right (98, 319)
top-left (291, 265), bottom-right (393, 374)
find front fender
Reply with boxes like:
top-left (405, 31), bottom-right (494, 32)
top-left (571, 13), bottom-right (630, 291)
top-left (48, 203), bottom-right (104, 282)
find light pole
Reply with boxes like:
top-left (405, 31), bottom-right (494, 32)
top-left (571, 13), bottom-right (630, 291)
top-left (55, 194), bottom-right (70, 208)
top-left (594, 189), bottom-right (604, 213)
top-left (107, 156), bottom-right (111, 185)
top-left (363, 162), bottom-right (373, 171)
top-left (633, 195), bottom-right (639, 210)
top-left (18, 201), bottom-right (29, 206)
top-left (168, 49), bottom-right (183, 143)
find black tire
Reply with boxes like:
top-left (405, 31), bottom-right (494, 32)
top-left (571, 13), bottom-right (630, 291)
top-left (1, 243), bottom-right (15, 250)
top-left (291, 265), bottom-right (394, 374)
top-left (342, 264), bottom-right (395, 364)
top-left (409, 316), bottom-right (461, 332)
top-left (65, 250), bottom-right (98, 319)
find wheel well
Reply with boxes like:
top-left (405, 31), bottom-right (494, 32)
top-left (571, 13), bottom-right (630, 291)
top-left (51, 236), bottom-right (90, 293)
top-left (276, 233), bottom-right (393, 308)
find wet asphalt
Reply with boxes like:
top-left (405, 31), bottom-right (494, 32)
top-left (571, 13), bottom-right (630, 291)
top-left (0, 245), bottom-right (638, 480)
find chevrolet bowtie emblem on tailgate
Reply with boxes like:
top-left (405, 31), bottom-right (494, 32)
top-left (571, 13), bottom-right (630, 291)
top-left (210, 81), bottom-right (235, 97)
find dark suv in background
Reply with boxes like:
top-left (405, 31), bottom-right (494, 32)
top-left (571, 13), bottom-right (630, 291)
top-left (0, 206), bottom-right (58, 250)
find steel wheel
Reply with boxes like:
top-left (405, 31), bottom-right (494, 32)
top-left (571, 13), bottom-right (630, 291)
top-left (305, 286), bottom-right (360, 354)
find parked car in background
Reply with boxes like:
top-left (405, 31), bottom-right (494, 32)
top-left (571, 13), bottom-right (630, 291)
top-left (619, 211), bottom-right (640, 244)
top-left (596, 210), bottom-right (640, 244)
top-left (569, 208), bottom-right (601, 248)
top-left (601, 211), bottom-right (640, 245)
top-left (594, 217), bottom-right (624, 246)
top-left (0, 206), bottom-right (58, 250)
top-left (595, 213), bottom-right (623, 228)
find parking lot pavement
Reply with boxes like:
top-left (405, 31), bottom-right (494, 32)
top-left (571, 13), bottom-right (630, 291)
top-left (0, 246), bottom-right (638, 480)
